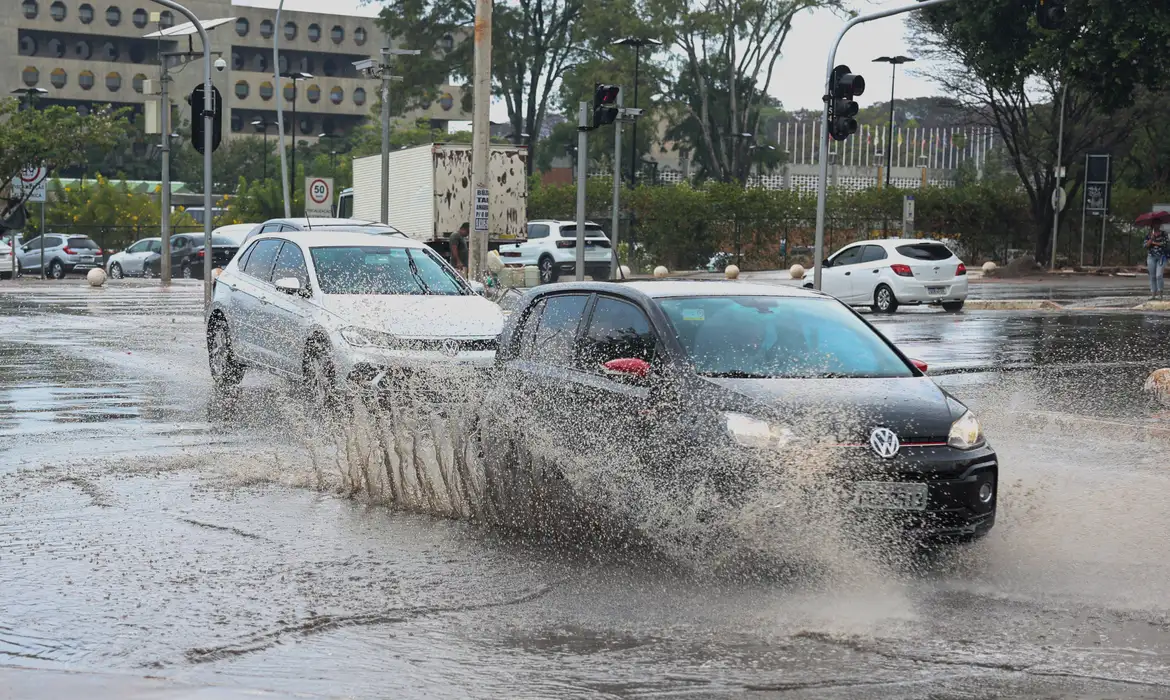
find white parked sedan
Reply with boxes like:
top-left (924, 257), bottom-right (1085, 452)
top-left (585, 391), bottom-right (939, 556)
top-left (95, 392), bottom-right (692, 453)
top-left (207, 230), bottom-right (505, 405)
top-left (810, 238), bottom-right (968, 313)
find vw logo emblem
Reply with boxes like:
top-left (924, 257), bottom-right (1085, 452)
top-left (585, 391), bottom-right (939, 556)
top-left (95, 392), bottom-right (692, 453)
top-left (441, 339), bottom-right (460, 357)
top-left (869, 427), bottom-right (900, 459)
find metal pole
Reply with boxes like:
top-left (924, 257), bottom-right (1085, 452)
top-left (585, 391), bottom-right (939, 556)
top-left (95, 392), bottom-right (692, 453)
top-left (263, 127), bottom-right (268, 180)
top-left (290, 84), bottom-right (297, 214)
top-left (813, 0), bottom-right (957, 291)
top-left (468, 0), bottom-right (492, 282)
top-left (885, 65), bottom-right (896, 188)
top-left (1049, 82), bottom-right (1068, 270)
top-left (274, 0), bottom-right (290, 218)
top-left (39, 202), bottom-right (46, 278)
top-left (629, 45), bottom-right (639, 188)
top-left (1079, 153), bottom-right (1088, 267)
top-left (611, 89), bottom-right (623, 280)
top-left (1099, 158), bottom-right (1111, 266)
top-left (575, 102), bottom-right (588, 282)
top-left (380, 51), bottom-right (391, 225)
top-left (160, 56), bottom-right (171, 284)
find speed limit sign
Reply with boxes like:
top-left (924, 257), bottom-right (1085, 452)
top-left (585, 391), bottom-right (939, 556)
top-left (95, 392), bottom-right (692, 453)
top-left (304, 176), bottom-right (334, 218)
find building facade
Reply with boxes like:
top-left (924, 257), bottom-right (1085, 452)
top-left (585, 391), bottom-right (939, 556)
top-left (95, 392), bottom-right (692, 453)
top-left (7, 0), bottom-right (468, 144)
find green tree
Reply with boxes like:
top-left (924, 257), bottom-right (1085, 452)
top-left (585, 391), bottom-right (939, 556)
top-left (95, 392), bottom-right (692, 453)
top-left (0, 99), bottom-right (130, 223)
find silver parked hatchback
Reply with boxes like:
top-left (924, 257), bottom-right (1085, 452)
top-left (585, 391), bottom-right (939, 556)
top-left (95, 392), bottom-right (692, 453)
top-left (17, 234), bottom-right (103, 279)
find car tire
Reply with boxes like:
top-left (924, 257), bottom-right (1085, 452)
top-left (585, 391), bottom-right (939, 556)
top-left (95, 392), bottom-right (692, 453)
top-left (48, 260), bottom-right (65, 280)
top-left (207, 315), bottom-right (245, 388)
top-left (303, 338), bottom-right (342, 412)
top-left (538, 256), bottom-right (558, 285)
top-left (942, 301), bottom-right (965, 313)
top-left (109, 263), bottom-right (124, 279)
top-left (873, 284), bottom-right (899, 314)
top-left (181, 263), bottom-right (193, 279)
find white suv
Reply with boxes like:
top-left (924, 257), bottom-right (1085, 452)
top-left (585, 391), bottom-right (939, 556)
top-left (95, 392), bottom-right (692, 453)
top-left (497, 220), bottom-right (614, 284)
top-left (207, 229), bottom-right (504, 406)
top-left (810, 238), bottom-right (968, 313)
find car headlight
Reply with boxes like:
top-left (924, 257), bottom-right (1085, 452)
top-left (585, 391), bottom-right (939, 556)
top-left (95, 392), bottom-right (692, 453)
top-left (339, 326), bottom-right (400, 349)
top-left (724, 412), bottom-right (798, 450)
top-left (948, 410), bottom-right (984, 450)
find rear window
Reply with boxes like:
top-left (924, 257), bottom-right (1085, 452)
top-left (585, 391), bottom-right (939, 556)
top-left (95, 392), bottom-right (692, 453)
top-left (560, 225), bottom-right (607, 238)
top-left (896, 243), bottom-right (953, 261)
top-left (67, 237), bottom-right (100, 249)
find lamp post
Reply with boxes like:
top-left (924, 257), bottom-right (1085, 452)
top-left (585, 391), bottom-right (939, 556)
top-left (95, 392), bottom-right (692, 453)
top-left (280, 71), bottom-right (312, 214)
top-left (612, 37), bottom-right (661, 189)
top-left (252, 118), bottom-right (271, 180)
top-left (318, 133), bottom-right (340, 178)
top-left (873, 56), bottom-right (914, 189)
top-left (10, 87), bottom-right (48, 110)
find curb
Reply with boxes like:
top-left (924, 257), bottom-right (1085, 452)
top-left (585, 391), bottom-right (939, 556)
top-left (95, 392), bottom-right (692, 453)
top-left (963, 300), bottom-right (1064, 310)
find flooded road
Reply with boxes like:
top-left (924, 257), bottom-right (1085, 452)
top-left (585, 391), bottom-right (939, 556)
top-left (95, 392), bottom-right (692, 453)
top-left (2, 282), bottom-right (1170, 698)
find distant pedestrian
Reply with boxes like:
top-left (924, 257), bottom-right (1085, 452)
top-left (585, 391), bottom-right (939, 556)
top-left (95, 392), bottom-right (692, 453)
top-left (1144, 224), bottom-right (1168, 299)
top-left (450, 222), bottom-right (469, 274)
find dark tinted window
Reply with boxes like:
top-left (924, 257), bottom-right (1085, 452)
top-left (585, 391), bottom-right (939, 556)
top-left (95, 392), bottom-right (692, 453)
top-left (578, 297), bottom-right (656, 369)
top-left (829, 245), bottom-right (863, 266)
top-left (524, 294), bottom-right (588, 365)
top-left (44, 236), bottom-right (64, 249)
top-left (148, 240), bottom-right (162, 254)
top-left (241, 239), bottom-right (282, 280)
top-left (896, 243), bottom-right (954, 261)
top-left (559, 224), bottom-right (606, 238)
top-left (67, 237), bottom-right (99, 249)
top-left (860, 245), bottom-right (888, 263)
top-left (272, 242), bottom-right (310, 290)
top-left (527, 224), bottom-right (550, 239)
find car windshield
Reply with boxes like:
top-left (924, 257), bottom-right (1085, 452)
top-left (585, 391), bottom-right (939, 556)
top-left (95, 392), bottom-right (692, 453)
top-left (659, 295), bottom-right (914, 379)
top-left (211, 235), bottom-right (239, 246)
top-left (67, 237), bottom-right (100, 249)
top-left (309, 245), bottom-right (467, 296)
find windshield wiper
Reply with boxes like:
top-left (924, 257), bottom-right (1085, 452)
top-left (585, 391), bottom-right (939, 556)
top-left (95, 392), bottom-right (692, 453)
top-left (700, 371), bottom-right (772, 379)
top-left (405, 251), bottom-right (431, 294)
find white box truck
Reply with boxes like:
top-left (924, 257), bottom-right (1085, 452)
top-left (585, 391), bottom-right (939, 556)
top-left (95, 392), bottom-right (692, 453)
top-left (336, 143), bottom-right (528, 255)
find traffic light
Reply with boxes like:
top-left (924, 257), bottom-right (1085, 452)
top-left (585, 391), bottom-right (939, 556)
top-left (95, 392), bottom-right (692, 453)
top-left (1036, 0), bottom-right (1066, 30)
top-left (828, 65), bottom-right (865, 142)
top-left (188, 84), bottom-right (223, 154)
top-left (593, 84), bottom-right (620, 128)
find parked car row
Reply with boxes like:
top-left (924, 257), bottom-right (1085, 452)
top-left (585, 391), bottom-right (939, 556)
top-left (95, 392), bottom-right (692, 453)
top-left (206, 222), bottom-right (996, 544)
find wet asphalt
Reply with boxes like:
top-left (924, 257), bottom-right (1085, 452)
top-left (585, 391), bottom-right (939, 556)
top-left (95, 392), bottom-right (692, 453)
top-left (2, 278), bottom-right (1170, 699)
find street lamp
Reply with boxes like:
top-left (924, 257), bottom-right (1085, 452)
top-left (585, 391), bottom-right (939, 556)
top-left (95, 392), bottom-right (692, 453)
top-left (318, 132), bottom-right (340, 177)
top-left (10, 87), bottom-right (48, 110)
top-left (280, 70), bottom-right (312, 212)
top-left (252, 118), bottom-right (272, 180)
top-left (873, 55), bottom-right (914, 188)
top-left (612, 37), bottom-right (661, 188)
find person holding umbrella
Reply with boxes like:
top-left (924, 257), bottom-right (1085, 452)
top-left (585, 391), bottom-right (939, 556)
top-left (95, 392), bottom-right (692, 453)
top-left (1138, 211), bottom-right (1170, 300)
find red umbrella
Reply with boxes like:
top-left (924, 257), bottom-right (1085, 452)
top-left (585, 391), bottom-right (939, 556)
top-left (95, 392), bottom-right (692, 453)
top-left (1136, 211), bottom-right (1170, 226)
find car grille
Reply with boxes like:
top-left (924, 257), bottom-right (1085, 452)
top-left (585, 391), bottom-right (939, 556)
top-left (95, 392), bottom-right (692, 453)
top-left (393, 337), bottom-right (497, 352)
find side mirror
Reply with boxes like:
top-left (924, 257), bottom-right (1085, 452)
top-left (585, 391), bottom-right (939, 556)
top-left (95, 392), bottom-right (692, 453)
top-left (822, 259), bottom-right (831, 268)
top-left (603, 357), bottom-right (651, 380)
top-left (910, 358), bottom-right (928, 373)
top-left (274, 277), bottom-right (302, 295)
top-left (469, 280), bottom-right (486, 296)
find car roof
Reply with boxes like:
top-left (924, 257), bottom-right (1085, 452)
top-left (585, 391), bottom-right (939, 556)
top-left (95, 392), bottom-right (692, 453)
top-left (261, 218), bottom-right (387, 228)
top-left (528, 220), bottom-right (601, 227)
top-left (536, 279), bottom-right (826, 301)
top-left (854, 238), bottom-right (948, 247)
top-left (257, 229), bottom-right (428, 249)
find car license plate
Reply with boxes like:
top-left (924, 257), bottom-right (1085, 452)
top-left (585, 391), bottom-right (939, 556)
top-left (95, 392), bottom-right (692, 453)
top-left (927, 286), bottom-right (946, 295)
top-left (850, 482), bottom-right (928, 511)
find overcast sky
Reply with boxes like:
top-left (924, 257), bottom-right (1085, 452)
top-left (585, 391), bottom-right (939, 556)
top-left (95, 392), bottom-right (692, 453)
top-left (235, 0), bottom-right (944, 116)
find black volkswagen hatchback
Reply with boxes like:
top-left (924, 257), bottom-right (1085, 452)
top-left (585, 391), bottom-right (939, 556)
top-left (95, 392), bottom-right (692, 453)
top-left (479, 280), bottom-right (997, 541)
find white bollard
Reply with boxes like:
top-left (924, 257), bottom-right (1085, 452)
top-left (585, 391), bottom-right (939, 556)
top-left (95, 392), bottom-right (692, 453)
top-left (982, 261), bottom-right (997, 274)
top-left (653, 265), bottom-right (669, 278)
top-left (619, 265), bottom-right (632, 279)
top-left (1143, 368), bottom-right (1170, 407)
top-left (725, 264), bottom-right (740, 279)
top-left (790, 264), bottom-right (806, 280)
top-left (87, 268), bottom-right (107, 287)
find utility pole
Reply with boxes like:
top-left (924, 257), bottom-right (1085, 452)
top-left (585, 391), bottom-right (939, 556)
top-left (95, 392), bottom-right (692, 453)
top-left (274, 0), bottom-right (290, 217)
top-left (575, 102), bottom-right (588, 281)
top-left (610, 89), bottom-right (623, 280)
top-left (1049, 82), bottom-right (1068, 270)
top-left (159, 55), bottom-right (172, 284)
top-left (468, 0), bottom-right (493, 282)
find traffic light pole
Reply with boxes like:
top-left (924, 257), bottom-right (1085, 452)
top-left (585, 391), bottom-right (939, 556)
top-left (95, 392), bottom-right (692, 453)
top-left (813, 0), bottom-right (957, 291)
top-left (575, 101), bottom-right (589, 282)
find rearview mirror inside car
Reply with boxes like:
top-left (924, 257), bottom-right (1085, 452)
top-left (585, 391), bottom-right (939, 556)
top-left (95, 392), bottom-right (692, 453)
top-left (274, 277), bottom-right (302, 295)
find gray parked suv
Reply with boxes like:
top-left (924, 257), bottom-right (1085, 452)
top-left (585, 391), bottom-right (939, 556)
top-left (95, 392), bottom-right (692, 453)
top-left (18, 234), bottom-right (103, 279)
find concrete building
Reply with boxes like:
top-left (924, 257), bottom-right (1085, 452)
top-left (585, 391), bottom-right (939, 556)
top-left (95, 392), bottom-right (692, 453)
top-left (7, 0), bottom-right (468, 145)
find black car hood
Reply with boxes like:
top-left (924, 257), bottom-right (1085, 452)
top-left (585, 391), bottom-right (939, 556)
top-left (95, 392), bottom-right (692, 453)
top-left (695, 376), bottom-right (965, 443)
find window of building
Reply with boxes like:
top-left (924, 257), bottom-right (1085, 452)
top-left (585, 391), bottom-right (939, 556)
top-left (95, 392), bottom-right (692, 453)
top-left (79, 4), bottom-right (95, 23)
top-left (353, 87), bottom-right (366, 106)
top-left (354, 27), bottom-right (367, 45)
top-left (132, 8), bottom-right (147, 28)
top-left (284, 21), bottom-right (296, 41)
top-left (277, 54), bottom-right (288, 75)
top-left (306, 84), bottom-right (320, 103)
top-left (79, 70), bottom-right (95, 90)
top-left (299, 117), bottom-right (313, 135)
top-left (330, 25), bottom-right (344, 44)
top-left (159, 10), bottom-right (173, 27)
top-left (105, 72), bottom-right (121, 91)
top-left (51, 68), bottom-right (67, 89)
top-left (322, 58), bottom-right (336, 76)
top-left (22, 1), bottom-right (39, 20)
top-left (231, 113), bottom-right (242, 133)
top-left (231, 52), bottom-right (243, 70)
top-left (235, 81), bottom-right (249, 99)
top-left (129, 44), bottom-right (145, 63)
top-left (235, 17), bottom-right (249, 36)
top-left (322, 117), bottom-right (336, 135)
top-left (106, 6), bottom-right (121, 25)
top-left (47, 38), bottom-right (65, 57)
top-left (259, 81), bottom-right (273, 101)
top-left (259, 19), bottom-right (274, 38)
top-left (50, 1), bottom-right (66, 21)
top-left (132, 73), bottom-right (145, 93)
top-left (22, 67), bottom-right (40, 88)
top-left (75, 41), bottom-right (92, 60)
top-left (307, 23), bottom-right (320, 42)
top-left (101, 42), bottom-right (119, 61)
top-left (252, 54), bottom-right (268, 73)
top-left (19, 35), bottom-right (38, 56)
top-left (283, 83), bottom-right (295, 102)
top-left (330, 86), bottom-right (343, 105)
top-left (298, 56), bottom-right (312, 73)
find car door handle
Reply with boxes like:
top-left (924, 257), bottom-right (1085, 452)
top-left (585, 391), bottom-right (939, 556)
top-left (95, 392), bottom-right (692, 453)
top-left (873, 269), bottom-right (879, 274)
top-left (844, 271), bottom-right (851, 276)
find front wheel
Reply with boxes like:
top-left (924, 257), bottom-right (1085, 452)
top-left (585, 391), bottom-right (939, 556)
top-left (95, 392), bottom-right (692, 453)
top-left (872, 284), bottom-right (899, 314)
top-left (180, 263), bottom-right (193, 279)
top-left (942, 301), bottom-right (965, 313)
top-left (207, 316), bottom-right (245, 388)
top-left (538, 256), bottom-right (558, 285)
top-left (48, 260), bottom-right (65, 280)
top-left (109, 263), bottom-right (124, 279)
top-left (142, 265), bottom-right (154, 279)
